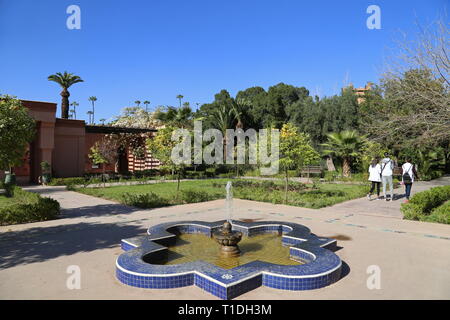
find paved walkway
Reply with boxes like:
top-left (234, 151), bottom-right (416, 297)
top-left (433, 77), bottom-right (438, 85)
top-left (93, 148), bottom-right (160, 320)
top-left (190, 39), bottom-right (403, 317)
top-left (0, 177), bottom-right (449, 299)
top-left (322, 176), bottom-right (450, 219)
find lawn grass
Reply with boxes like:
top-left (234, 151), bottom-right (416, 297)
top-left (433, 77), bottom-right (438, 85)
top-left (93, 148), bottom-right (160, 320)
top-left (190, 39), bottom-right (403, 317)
top-left (0, 187), bottom-right (60, 225)
top-left (75, 179), bottom-right (369, 209)
top-left (0, 189), bottom-right (38, 208)
top-left (0, 194), bottom-right (17, 208)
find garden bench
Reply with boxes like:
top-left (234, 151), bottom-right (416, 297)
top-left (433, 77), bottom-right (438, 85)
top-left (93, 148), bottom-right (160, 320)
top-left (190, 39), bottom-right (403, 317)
top-left (393, 166), bottom-right (402, 176)
top-left (300, 165), bottom-right (323, 177)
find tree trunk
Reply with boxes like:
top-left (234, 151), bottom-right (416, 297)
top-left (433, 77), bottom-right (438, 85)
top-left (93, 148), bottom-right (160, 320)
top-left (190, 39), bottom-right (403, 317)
top-left (343, 157), bottom-right (351, 177)
top-left (284, 167), bottom-right (289, 204)
top-left (102, 163), bottom-right (106, 188)
top-left (176, 170), bottom-right (181, 200)
top-left (60, 89), bottom-right (70, 119)
top-left (443, 142), bottom-right (450, 174)
top-left (91, 102), bottom-right (95, 124)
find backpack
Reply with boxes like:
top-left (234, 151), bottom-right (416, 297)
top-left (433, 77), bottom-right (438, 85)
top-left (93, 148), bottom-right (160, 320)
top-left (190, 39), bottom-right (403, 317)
top-left (402, 164), bottom-right (413, 184)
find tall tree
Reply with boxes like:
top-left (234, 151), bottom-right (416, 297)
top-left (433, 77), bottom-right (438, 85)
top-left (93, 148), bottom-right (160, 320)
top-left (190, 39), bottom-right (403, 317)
top-left (143, 100), bottom-right (150, 112)
top-left (87, 111), bottom-right (93, 124)
top-left (0, 96), bottom-right (36, 172)
top-left (88, 96), bottom-right (97, 124)
top-left (48, 71), bottom-right (84, 118)
top-left (176, 95), bottom-right (184, 108)
top-left (70, 101), bottom-right (79, 119)
top-left (373, 17), bottom-right (450, 171)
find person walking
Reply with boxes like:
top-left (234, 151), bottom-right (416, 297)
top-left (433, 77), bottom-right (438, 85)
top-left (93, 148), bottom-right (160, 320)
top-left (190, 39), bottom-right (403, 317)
top-left (401, 157), bottom-right (419, 203)
top-left (367, 158), bottom-right (381, 200)
top-left (380, 152), bottom-right (395, 201)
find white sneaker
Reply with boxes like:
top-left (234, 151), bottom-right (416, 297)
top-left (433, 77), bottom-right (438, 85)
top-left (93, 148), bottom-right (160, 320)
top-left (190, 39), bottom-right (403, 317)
top-left (367, 194), bottom-right (371, 200)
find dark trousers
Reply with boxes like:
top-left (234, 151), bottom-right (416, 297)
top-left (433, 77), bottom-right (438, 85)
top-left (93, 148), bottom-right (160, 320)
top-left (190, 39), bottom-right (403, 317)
top-left (405, 183), bottom-right (413, 199)
top-left (369, 181), bottom-right (381, 196)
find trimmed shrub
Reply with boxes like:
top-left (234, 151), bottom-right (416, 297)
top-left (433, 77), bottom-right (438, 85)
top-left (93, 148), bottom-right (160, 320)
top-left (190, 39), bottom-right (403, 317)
top-left (120, 192), bottom-right (169, 208)
top-left (402, 185), bottom-right (450, 223)
top-left (424, 201), bottom-right (450, 224)
top-left (181, 190), bottom-right (211, 203)
top-left (0, 188), bottom-right (60, 225)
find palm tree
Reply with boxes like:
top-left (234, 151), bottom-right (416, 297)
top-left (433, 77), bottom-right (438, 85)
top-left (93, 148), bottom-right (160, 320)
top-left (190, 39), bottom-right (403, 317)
top-left (143, 100), bottom-right (150, 112)
top-left (154, 105), bottom-right (193, 128)
top-left (87, 111), bottom-right (93, 124)
top-left (210, 103), bottom-right (237, 159)
top-left (88, 96), bottom-right (97, 124)
top-left (176, 94), bottom-right (184, 108)
top-left (48, 72), bottom-right (84, 119)
top-left (99, 118), bottom-right (106, 125)
top-left (134, 100), bottom-right (141, 107)
top-left (229, 98), bottom-right (250, 129)
top-left (69, 109), bottom-right (75, 119)
top-left (70, 101), bottom-right (79, 119)
top-left (321, 130), bottom-right (365, 177)
top-left (211, 103), bottom-right (236, 136)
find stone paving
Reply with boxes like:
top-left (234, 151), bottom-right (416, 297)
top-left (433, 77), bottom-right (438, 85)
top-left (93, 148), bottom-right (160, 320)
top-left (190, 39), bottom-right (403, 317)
top-left (0, 177), bottom-right (449, 299)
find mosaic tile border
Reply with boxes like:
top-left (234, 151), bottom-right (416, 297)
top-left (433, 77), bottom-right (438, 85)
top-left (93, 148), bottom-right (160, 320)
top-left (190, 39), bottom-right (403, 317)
top-left (116, 220), bottom-right (342, 299)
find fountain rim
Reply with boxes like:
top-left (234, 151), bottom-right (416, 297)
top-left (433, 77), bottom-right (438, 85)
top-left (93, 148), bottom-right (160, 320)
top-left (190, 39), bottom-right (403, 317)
top-left (116, 220), bottom-right (341, 298)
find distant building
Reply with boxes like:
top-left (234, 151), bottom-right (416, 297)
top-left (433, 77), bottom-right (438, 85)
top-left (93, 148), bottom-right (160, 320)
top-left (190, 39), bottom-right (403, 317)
top-left (343, 82), bottom-right (372, 104)
top-left (3, 100), bottom-right (159, 184)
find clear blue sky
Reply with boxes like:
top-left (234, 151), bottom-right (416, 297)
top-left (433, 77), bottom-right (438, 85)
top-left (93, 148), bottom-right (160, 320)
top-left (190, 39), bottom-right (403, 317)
top-left (0, 0), bottom-right (447, 123)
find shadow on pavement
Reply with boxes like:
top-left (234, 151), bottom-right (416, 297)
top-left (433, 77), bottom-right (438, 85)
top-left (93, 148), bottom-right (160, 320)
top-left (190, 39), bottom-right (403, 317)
top-left (59, 203), bottom-right (140, 218)
top-left (0, 221), bottom-right (146, 269)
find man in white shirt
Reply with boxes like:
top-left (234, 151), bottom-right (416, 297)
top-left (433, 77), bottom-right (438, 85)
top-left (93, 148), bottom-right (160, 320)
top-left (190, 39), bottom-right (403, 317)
top-left (380, 152), bottom-right (394, 201)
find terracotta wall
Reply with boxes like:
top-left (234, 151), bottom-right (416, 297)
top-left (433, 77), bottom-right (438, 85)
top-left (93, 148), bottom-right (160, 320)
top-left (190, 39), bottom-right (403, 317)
top-left (53, 118), bottom-right (85, 178)
top-left (6, 99), bottom-right (158, 184)
top-left (14, 101), bottom-right (57, 183)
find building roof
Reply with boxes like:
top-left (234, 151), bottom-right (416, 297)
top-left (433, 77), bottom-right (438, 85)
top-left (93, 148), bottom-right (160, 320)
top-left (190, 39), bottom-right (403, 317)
top-left (85, 125), bottom-right (157, 134)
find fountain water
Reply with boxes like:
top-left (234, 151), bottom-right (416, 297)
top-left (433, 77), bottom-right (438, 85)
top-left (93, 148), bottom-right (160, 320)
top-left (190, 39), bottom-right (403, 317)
top-left (212, 181), bottom-right (243, 257)
top-left (225, 181), bottom-right (233, 222)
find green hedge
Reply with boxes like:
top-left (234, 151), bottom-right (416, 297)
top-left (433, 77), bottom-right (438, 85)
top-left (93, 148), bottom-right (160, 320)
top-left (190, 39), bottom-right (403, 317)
top-left (212, 179), bottom-right (308, 192)
top-left (49, 177), bottom-right (88, 186)
top-left (120, 192), bottom-right (169, 208)
top-left (181, 190), bottom-right (211, 203)
top-left (0, 187), bottom-right (60, 225)
top-left (119, 189), bottom-right (214, 207)
top-left (424, 201), bottom-right (450, 224)
top-left (401, 185), bottom-right (450, 224)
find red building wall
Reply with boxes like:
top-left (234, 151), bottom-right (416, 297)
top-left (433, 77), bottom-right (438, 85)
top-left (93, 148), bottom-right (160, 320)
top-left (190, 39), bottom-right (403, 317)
top-left (7, 100), bottom-right (159, 184)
